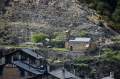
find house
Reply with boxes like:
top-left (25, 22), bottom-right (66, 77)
top-left (0, 48), bottom-right (81, 79)
top-left (65, 37), bottom-right (94, 51)
top-left (3, 48), bottom-right (48, 79)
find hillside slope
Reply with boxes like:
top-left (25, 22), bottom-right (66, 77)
top-left (78, 0), bottom-right (120, 32)
top-left (5, 0), bottom-right (102, 31)
top-left (0, 0), bottom-right (117, 44)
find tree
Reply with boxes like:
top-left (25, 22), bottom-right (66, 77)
top-left (79, 30), bottom-right (88, 37)
top-left (0, 0), bottom-right (5, 11)
top-left (31, 33), bottom-right (48, 43)
top-left (112, 9), bottom-right (120, 22)
top-left (53, 32), bottom-right (66, 41)
top-left (51, 32), bottom-right (66, 48)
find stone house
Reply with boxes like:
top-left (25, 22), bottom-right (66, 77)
top-left (65, 37), bottom-right (95, 51)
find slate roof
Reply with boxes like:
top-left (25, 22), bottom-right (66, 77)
top-left (21, 49), bottom-right (44, 59)
top-left (49, 68), bottom-right (81, 79)
top-left (13, 61), bottom-right (43, 75)
top-left (69, 37), bottom-right (91, 42)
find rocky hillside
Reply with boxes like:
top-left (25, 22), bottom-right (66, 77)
top-left (0, 0), bottom-right (116, 44)
top-left (78, 0), bottom-right (120, 32)
top-left (7, 0), bottom-right (92, 29)
top-left (8, 2), bottom-right (99, 28)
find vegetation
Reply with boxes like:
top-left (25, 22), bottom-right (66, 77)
top-left (112, 36), bottom-right (120, 43)
top-left (79, 30), bottom-right (88, 37)
top-left (74, 56), bottom-right (94, 63)
top-left (31, 33), bottom-right (48, 43)
top-left (53, 32), bottom-right (66, 41)
top-left (50, 32), bottom-right (66, 48)
top-left (78, 0), bottom-right (120, 30)
top-left (52, 48), bottom-right (69, 52)
top-left (0, 0), bottom-right (120, 78)
top-left (74, 63), bottom-right (92, 78)
top-left (73, 48), bottom-right (120, 78)
top-left (0, 0), bottom-right (5, 11)
top-left (0, 18), bottom-right (17, 44)
top-left (101, 48), bottom-right (120, 61)
top-left (51, 40), bottom-right (65, 48)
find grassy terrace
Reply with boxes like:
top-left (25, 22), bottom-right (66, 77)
top-left (0, 45), bottom-right (69, 54)
top-left (0, 45), bottom-right (39, 49)
top-left (52, 48), bottom-right (69, 52)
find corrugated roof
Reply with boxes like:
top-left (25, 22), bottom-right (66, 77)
top-left (21, 49), bottom-right (44, 59)
top-left (69, 37), bottom-right (91, 42)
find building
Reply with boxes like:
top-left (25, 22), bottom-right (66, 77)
top-left (0, 48), bottom-right (81, 79)
top-left (35, 68), bottom-right (81, 79)
top-left (0, 48), bottom-right (47, 79)
top-left (48, 68), bottom-right (81, 79)
top-left (65, 37), bottom-right (94, 51)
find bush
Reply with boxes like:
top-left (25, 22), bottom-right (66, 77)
top-left (112, 9), bottom-right (120, 22)
top-left (78, 0), bottom-right (120, 30)
top-left (31, 33), bottom-right (48, 43)
top-left (101, 48), bottom-right (120, 61)
top-left (53, 32), bottom-right (66, 41)
top-left (79, 30), bottom-right (88, 37)
top-left (74, 56), bottom-right (94, 63)
top-left (74, 63), bottom-right (92, 78)
top-left (51, 40), bottom-right (65, 48)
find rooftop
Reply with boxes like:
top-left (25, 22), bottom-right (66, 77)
top-left (69, 37), bottom-right (91, 42)
top-left (21, 48), bottom-right (44, 59)
top-left (49, 68), bottom-right (81, 79)
top-left (13, 61), bottom-right (43, 75)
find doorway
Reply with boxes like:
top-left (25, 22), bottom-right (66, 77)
top-left (70, 46), bottom-right (73, 51)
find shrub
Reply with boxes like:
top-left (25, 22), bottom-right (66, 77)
top-left (74, 56), bottom-right (94, 63)
top-left (31, 33), bottom-right (48, 43)
top-left (79, 30), bottom-right (88, 37)
top-left (51, 40), bottom-right (65, 48)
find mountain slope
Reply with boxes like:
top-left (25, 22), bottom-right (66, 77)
top-left (0, 0), bottom-right (117, 44)
top-left (5, 0), bottom-right (100, 30)
top-left (77, 0), bottom-right (120, 31)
